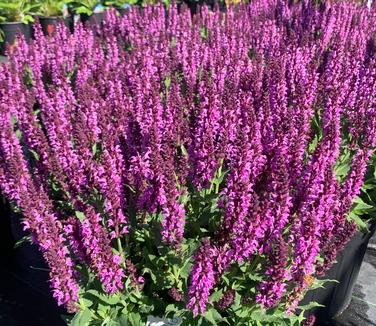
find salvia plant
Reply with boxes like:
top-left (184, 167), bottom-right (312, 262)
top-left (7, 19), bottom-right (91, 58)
top-left (0, 0), bottom-right (39, 23)
top-left (0, 1), bottom-right (376, 325)
top-left (37, 0), bottom-right (68, 17)
top-left (67, 0), bottom-right (106, 15)
top-left (104, 0), bottom-right (139, 9)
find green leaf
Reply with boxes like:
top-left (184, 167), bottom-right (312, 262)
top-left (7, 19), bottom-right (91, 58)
top-left (69, 309), bottom-right (92, 326)
top-left (15, 129), bottom-right (22, 140)
top-left (86, 289), bottom-right (120, 305)
top-left (222, 274), bottom-right (230, 286)
top-left (75, 7), bottom-right (93, 15)
top-left (106, 319), bottom-right (121, 326)
top-left (128, 312), bottom-right (142, 326)
top-left (29, 149), bottom-right (40, 161)
top-left (238, 263), bottom-right (247, 273)
top-left (165, 304), bottom-right (178, 317)
top-left (92, 143), bottom-right (97, 155)
top-left (361, 182), bottom-right (376, 191)
top-left (298, 301), bottom-right (325, 311)
top-left (248, 273), bottom-right (263, 282)
top-left (309, 278), bottom-right (339, 290)
top-left (235, 306), bottom-right (252, 318)
top-left (10, 115), bottom-right (17, 126)
top-left (180, 144), bottom-right (188, 157)
top-left (204, 308), bottom-right (222, 324)
top-left (200, 27), bottom-right (208, 39)
top-left (209, 289), bottom-right (223, 303)
top-left (14, 235), bottom-right (32, 249)
top-left (308, 134), bottom-right (319, 154)
top-left (334, 162), bottom-right (350, 178)
top-left (75, 211), bottom-right (85, 223)
top-left (112, 315), bottom-right (129, 326)
top-left (164, 76), bottom-right (171, 90)
top-left (230, 293), bottom-right (242, 310)
top-left (78, 297), bottom-right (93, 309)
top-left (352, 197), bottom-right (374, 211)
top-left (347, 211), bottom-right (369, 233)
top-left (250, 309), bottom-right (289, 323)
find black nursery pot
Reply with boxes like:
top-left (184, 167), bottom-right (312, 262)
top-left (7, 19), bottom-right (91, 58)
top-left (118, 7), bottom-right (132, 16)
top-left (0, 206), bottom-right (67, 325)
top-left (0, 195), bottom-right (14, 260)
top-left (0, 22), bottom-right (32, 55)
top-left (80, 12), bottom-right (104, 28)
top-left (185, 0), bottom-right (205, 15)
top-left (182, 0), bottom-right (227, 16)
top-left (39, 16), bottom-right (74, 36)
top-left (300, 220), bottom-right (376, 322)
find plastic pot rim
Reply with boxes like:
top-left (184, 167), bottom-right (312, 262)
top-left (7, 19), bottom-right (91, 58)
top-left (0, 22), bottom-right (29, 26)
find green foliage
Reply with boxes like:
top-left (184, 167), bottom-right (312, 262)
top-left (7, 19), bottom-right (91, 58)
top-left (0, 0), bottom-right (39, 23)
top-left (333, 124), bottom-right (376, 231)
top-left (334, 147), bottom-right (352, 183)
top-left (200, 26), bottom-right (208, 40)
top-left (69, 308), bottom-right (93, 326)
top-left (357, 153), bottom-right (376, 223)
top-left (14, 234), bottom-right (32, 248)
top-left (67, 0), bottom-right (106, 15)
top-left (351, 154), bottom-right (376, 228)
top-left (104, 0), bottom-right (138, 8)
top-left (306, 109), bottom-right (323, 158)
top-left (305, 278), bottom-right (339, 293)
top-left (37, 0), bottom-right (67, 17)
top-left (75, 211), bottom-right (86, 222)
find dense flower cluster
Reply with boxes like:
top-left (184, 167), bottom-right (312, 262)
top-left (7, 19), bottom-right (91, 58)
top-left (0, 0), bottom-right (375, 319)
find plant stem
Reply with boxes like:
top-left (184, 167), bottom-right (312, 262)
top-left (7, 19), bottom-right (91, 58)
top-left (116, 235), bottom-right (126, 269)
top-left (249, 256), bottom-right (261, 272)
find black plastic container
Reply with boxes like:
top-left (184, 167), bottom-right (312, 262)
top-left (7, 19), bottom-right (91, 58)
top-left (80, 12), bottom-right (104, 27)
top-left (185, 0), bottom-right (205, 15)
top-left (0, 206), bottom-right (66, 325)
top-left (301, 220), bottom-right (376, 322)
top-left (0, 195), bottom-right (14, 260)
top-left (38, 16), bottom-right (74, 36)
top-left (118, 8), bottom-right (126, 16)
top-left (0, 22), bottom-right (32, 55)
top-left (182, 0), bottom-right (226, 15)
top-left (118, 8), bottom-right (131, 16)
